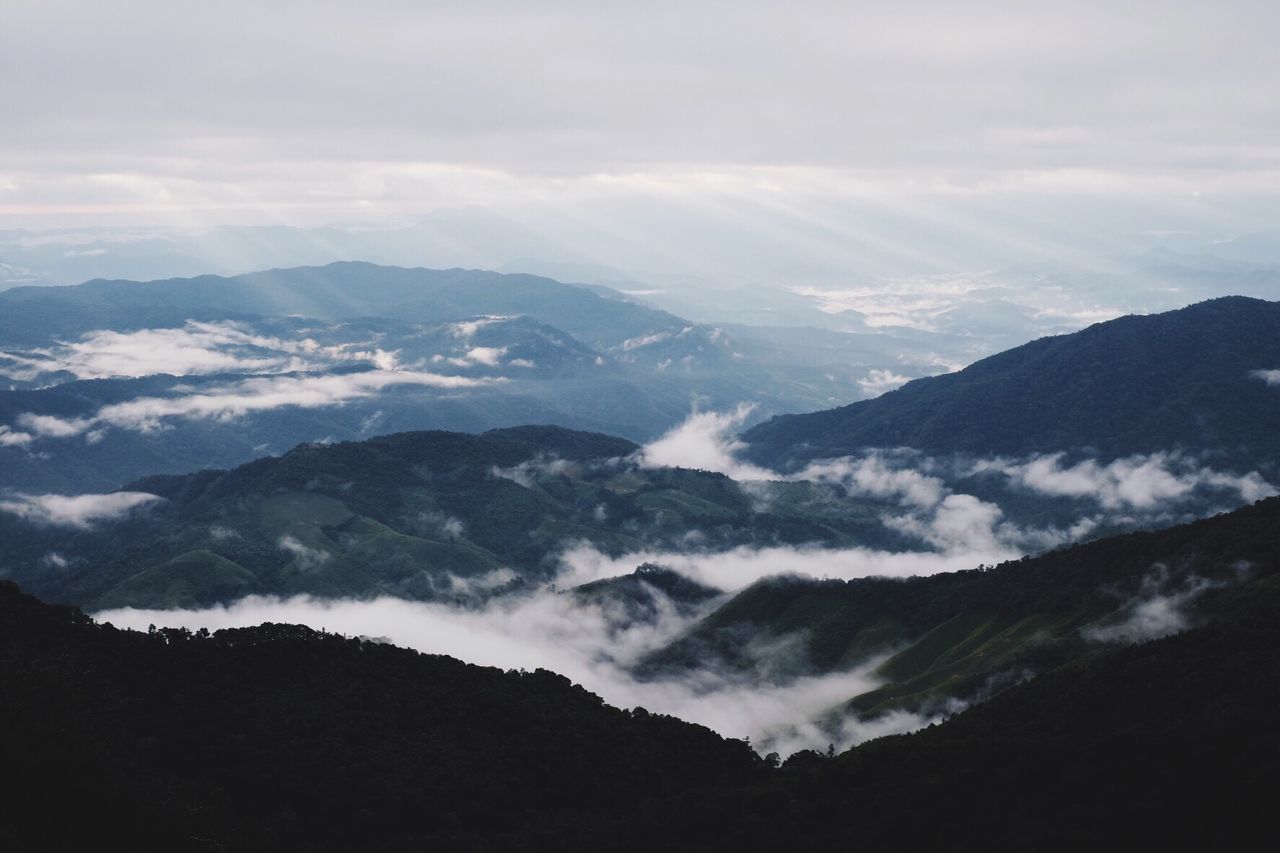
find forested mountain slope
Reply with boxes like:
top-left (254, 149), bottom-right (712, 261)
top-left (743, 296), bottom-right (1280, 468)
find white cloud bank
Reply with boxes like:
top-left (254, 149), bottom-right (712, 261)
top-left (639, 403), bottom-right (775, 480)
top-left (618, 407), bottom-right (1278, 594)
top-left (556, 542), bottom-right (1003, 593)
top-left (0, 491), bottom-right (161, 528)
top-left (975, 451), bottom-right (1274, 510)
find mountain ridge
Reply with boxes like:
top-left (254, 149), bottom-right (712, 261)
top-left (742, 295), bottom-right (1280, 467)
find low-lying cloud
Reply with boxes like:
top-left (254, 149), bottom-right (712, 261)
top-left (1250, 368), bottom-right (1280, 387)
top-left (1083, 566), bottom-right (1222, 644)
top-left (0, 491), bottom-right (161, 528)
top-left (276, 535), bottom-right (331, 569)
top-left (976, 451), bottom-right (1274, 510)
top-left (96, 588), bottom-right (931, 755)
top-left (11, 368), bottom-right (497, 441)
top-left (0, 320), bottom-right (403, 383)
top-left (556, 541), bottom-right (1007, 592)
top-left (639, 403), bottom-right (774, 480)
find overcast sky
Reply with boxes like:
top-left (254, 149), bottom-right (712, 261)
top-left (3, 0), bottom-right (1279, 228)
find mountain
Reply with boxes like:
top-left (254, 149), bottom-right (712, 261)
top-left (742, 296), bottom-right (1280, 469)
top-left (639, 494), bottom-right (1280, 718)
top-left (0, 426), bottom-right (910, 610)
top-left (641, 573), bottom-right (1280, 851)
top-left (0, 579), bottom-right (760, 851)
top-left (0, 310), bottom-right (778, 492)
top-left (2, 542), bottom-right (1277, 849)
top-left (0, 261), bottom-right (680, 350)
top-left (0, 262), bottom-right (975, 492)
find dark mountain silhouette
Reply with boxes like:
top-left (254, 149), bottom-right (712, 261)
top-left (3, 500), bottom-right (1278, 850)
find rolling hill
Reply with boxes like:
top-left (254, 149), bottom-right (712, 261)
top-left (0, 426), bottom-right (909, 610)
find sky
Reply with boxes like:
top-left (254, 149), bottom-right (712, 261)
top-left (3, 0), bottom-right (1280, 231)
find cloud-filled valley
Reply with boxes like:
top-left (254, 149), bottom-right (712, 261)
top-left (95, 587), bottom-right (944, 756)
top-left (61, 393), bottom-right (1278, 755)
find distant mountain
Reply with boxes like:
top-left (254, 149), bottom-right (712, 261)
top-left (0, 311), bottom-right (788, 492)
top-left (743, 296), bottom-right (1280, 469)
top-left (0, 261), bottom-right (679, 350)
top-left (0, 426), bottom-right (909, 610)
top-left (1, 262), bottom-right (975, 492)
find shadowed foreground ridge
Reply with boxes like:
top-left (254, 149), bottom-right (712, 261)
top-left (3, 490), bottom-right (1280, 850)
top-left (0, 580), bottom-right (759, 851)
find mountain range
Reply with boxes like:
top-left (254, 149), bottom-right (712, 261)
top-left (0, 262), bottom-right (974, 492)
top-left (0, 425), bottom-right (907, 611)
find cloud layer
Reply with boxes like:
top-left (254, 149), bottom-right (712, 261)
top-left (0, 320), bottom-right (401, 383)
top-left (5, 1), bottom-right (1280, 227)
top-left (0, 491), bottom-right (161, 528)
top-left (11, 368), bottom-right (496, 441)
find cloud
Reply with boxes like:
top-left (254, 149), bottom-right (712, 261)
top-left (449, 317), bottom-right (511, 339)
top-left (490, 456), bottom-right (577, 489)
top-left (0, 491), bottom-right (161, 529)
top-left (796, 453), bottom-right (946, 508)
top-left (0, 320), bottom-right (404, 383)
top-left (448, 568), bottom-right (518, 596)
top-left (1250, 369), bottom-right (1280, 387)
top-left (7, 1), bottom-right (1280, 222)
top-left (619, 332), bottom-right (672, 351)
top-left (555, 542), bottom-right (1005, 593)
top-left (1083, 566), bottom-right (1220, 644)
top-left (95, 587), bottom-right (931, 754)
top-left (639, 404), bottom-right (775, 480)
top-left (276, 535), bottom-right (331, 569)
top-left (445, 346), bottom-right (507, 368)
top-left (12, 368), bottom-right (498, 440)
top-left (978, 451), bottom-right (1275, 510)
top-left (40, 552), bottom-right (70, 568)
top-left (0, 425), bottom-right (34, 447)
top-left (885, 493), bottom-right (1008, 554)
top-left (857, 369), bottom-right (911, 396)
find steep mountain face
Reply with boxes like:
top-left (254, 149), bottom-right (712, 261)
top-left (639, 495), bottom-right (1280, 717)
top-left (0, 426), bottom-right (909, 610)
top-left (742, 296), bottom-right (1280, 469)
